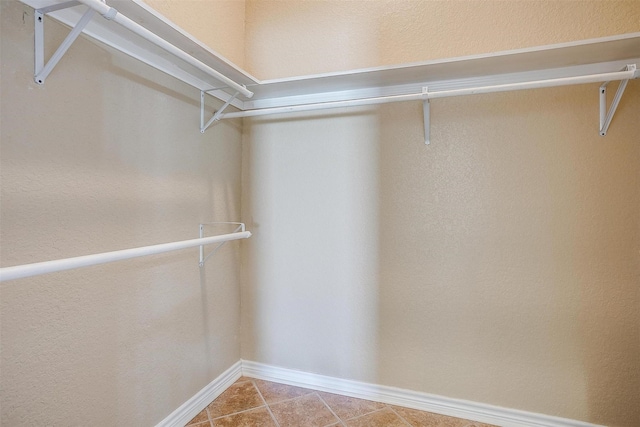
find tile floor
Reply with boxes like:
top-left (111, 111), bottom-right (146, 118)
top-left (186, 377), bottom-right (496, 427)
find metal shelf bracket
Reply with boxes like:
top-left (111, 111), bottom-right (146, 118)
top-left (34, 1), bottom-right (94, 85)
top-left (422, 87), bottom-right (430, 145)
top-left (199, 222), bottom-right (246, 267)
top-left (599, 64), bottom-right (636, 136)
top-left (200, 91), bottom-right (240, 133)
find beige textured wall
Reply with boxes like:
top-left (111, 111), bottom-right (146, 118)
top-left (245, 0), bottom-right (640, 78)
top-left (143, 0), bottom-right (246, 68)
top-left (241, 1), bottom-right (640, 426)
top-left (0, 1), bottom-right (244, 425)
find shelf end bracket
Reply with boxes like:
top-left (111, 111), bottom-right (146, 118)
top-left (201, 91), bottom-right (240, 133)
top-left (599, 64), bottom-right (635, 137)
top-left (34, 2), bottom-right (93, 85)
top-left (199, 222), bottom-right (245, 267)
top-left (422, 87), bottom-right (430, 145)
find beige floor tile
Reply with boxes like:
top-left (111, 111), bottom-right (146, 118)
top-left (269, 393), bottom-right (340, 427)
top-left (345, 407), bottom-right (409, 427)
top-left (392, 406), bottom-right (471, 427)
top-left (253, 378), bottom-right (314, 404)
top-left (206, 381), bottom-right (264, 419)
top-left (317, 391), bottom-right (386, 420)
top-left (185, 408), bottom-right (209, 425)
top-left (210, 407), bottom-right (277, 427)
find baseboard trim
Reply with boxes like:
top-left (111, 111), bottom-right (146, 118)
top-left (155, 360), bottom-right (242, 427)
top-left (241, 360), bottom-right (604, 427)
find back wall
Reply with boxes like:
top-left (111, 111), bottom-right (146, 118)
top-left (240, 2), bottom-right (640, 426)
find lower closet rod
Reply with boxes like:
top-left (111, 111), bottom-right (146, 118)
top-left (0, 231), bottom-right (251, 282)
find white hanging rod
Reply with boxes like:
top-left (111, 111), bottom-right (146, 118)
top-left (218, 66), bottom-right (637, 119)
top-left (66, 0), bottom-right (253, 98)
top-left (0, 230), bottom-right (251, 282)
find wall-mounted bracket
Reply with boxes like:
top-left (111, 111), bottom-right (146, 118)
top-left (199, 222), bottom-right (246, 267)
top-left (422, 87), bottom-right (430, 145)
top-left (34, 1), bottom-right (94, 85)
top-left (599, 64), bottom-right (636, 136)
top-left (200, 91), bottom-right (240, 133)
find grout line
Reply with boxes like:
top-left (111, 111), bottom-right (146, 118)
top-left (209, 404), bottom-right (269, 421)
top-left (315, 391), bottom-right (400, 425)
top-left (204, 381), bottom-right (266, 422)
top-left (252, 379), bottom-right (282, 427)
top-left (343, 407), bottom-right (391, 424)
top-left (387, 405), bottom-right (414, 427)
top-left (265, 392), bottom-right (313, 408)
top-left (315, 392), bottom-right (347, 427)
top-left (252, 383), bottom-right (316, 407)
top-left (207, 382), bottom-right (272, 423)
top-left (204, 408), bottom-right (215, 427)
top-left (204, 406), bottom-right (212, 424)
top-left (266, 391), bottom-right (320, 408)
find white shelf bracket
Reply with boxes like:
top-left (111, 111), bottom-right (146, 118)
top-left (200, 91), bottom-right (240, 133)
top-left (422, 87), bottom-right (430, 145)
top-left (34, 2), bottom-right (95, 85)
top-left (199, 222), bottom-right (246, 267)
top-left (599, 64), bottom-right (636, 136)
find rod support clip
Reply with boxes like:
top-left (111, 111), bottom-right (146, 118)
top-left (102, 7), bottom-right (118, 20)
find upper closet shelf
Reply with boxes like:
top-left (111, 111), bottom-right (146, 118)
top-left (22, 0), bottom-right (259, 107)
top-left (21, 0), bottom-right (640, 139)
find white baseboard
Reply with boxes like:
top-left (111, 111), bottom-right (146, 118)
top-left (241, 360), bottom-right (605, 427)
top-left (155, 359), bottom-right (604, 427)
top-left (155, 360), bottom-right (242, 427)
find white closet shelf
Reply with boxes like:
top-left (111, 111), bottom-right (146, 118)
top-left (248, 39), bottom-right (640, 107)
top-left (21, 0), bottom-right (259, 107)
top-left (20, 0), bottom-right (640, 138)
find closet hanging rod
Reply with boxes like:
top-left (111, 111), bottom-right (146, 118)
top-left (0, 230), bottom-right (252, 282)
top-left (72, 0), bottom-right (253, 98)
top-left (218, 66), bottom-right (637, 119)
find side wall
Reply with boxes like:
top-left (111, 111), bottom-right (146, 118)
top-left (241, 1), bottom-right (640, 426)
top-left (0, 1), bottom-right (244, 425)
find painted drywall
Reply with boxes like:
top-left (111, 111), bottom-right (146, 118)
top-left (245, 0), bottom-right (640, 79)
top-left (0, 1), bottom-right (244, 425)
top-left (241, 1), bottom-right (640, 427)
top-left (143, 0), bottom-right (246, 69)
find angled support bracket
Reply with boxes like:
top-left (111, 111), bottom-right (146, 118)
top-left (34, 2), bottom-right (94, 85)
top-left (422, 87), bottom-right (430, 145)
top-left (599, 64), bottom-right (636, 136)
top-left (200, 91), bottom-right (240, 133)
top-left (199, 222), bottom-right (246, 267)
